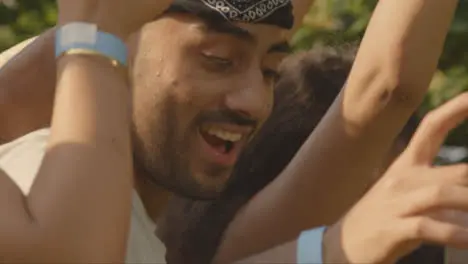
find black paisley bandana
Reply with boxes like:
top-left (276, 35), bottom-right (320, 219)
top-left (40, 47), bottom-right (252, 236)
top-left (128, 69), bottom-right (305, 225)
top-left (167, 0), bottom-right (294, 29)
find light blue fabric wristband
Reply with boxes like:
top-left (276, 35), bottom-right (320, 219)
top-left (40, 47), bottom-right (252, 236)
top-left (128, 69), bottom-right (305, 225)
top-left (55, 22), bottom-right (127, 66)
top-left (297, 226), bottom-right (327, 264)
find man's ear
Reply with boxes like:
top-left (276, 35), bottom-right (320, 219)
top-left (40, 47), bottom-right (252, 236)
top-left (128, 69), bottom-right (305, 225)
top-left (0, 36), bottom-right (37, 69)
top-left (287, 0), bottom-right (315, 40)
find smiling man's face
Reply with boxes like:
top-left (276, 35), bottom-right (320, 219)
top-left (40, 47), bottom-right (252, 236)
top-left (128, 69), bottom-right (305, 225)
top-left (128, 12), bottom-right (290, 199)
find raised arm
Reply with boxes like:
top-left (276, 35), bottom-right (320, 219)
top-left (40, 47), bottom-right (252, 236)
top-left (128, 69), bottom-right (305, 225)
top-left (0, 0), bottom-right (171, 262)
top-left (236, 91), bottom-right (468, 263)
top-left (215, 0), bottom-right (459, 262)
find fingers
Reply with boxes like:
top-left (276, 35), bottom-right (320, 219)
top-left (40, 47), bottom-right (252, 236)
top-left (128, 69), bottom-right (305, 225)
top-left (402, 216), bottom-right (468, 249)
top-left (427, 209), bottom-right (468, 227)
top-left (380, 163), bottom-right (468, 196)
top-left (400, 185), bottom-right (468, 216)
top-left (431, 164), bottom-right (468, 186)
top-left (405, 92), bottom-right (468, 165)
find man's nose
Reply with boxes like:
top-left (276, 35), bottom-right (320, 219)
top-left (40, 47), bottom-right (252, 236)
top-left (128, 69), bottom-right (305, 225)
top-left (224, 70), bottom-right (273, 123)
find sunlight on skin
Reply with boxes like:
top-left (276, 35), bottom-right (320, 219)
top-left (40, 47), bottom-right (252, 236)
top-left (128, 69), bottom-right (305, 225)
top-left (0, 36), bottom-right (37, 68)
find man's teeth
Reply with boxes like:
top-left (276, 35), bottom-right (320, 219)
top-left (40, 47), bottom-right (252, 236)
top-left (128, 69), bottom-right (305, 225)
top-left (206, 128), bottom-right (242, 142)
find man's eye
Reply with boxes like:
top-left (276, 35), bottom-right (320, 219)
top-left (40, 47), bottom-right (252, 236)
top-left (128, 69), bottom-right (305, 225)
top-left (262, 68), bottom-right (280, 83)
top-left (201, 53), bottom-right (233, 69)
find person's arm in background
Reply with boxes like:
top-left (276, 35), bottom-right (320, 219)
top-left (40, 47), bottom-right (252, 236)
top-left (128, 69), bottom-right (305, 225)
top-left (0, 30), bottom-right (56, 143)
top-left (214, 0), bottom-right (459, 262)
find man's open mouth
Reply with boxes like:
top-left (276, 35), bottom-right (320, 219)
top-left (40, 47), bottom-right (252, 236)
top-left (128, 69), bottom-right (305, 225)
top-left (199, 124), bottom-right (244, 154)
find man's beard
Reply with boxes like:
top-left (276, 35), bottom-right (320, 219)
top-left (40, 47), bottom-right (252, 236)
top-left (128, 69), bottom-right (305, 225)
top-left (130, 100), bottom-right (222, 201)
top-left (132, 147), bottom-right (222, 201)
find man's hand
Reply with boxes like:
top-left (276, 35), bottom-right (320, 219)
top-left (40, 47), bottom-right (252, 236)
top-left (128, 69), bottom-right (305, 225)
top-left (325, 92), bottom-right (468, 264)
top-left (57, 0), bottom-right (173, 39)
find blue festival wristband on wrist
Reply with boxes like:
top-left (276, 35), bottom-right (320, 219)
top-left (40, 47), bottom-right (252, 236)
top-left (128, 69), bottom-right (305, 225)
top-left (55, 22), bottom-right (128, 67)
top-left (297, 226), bottom-right (327, 264)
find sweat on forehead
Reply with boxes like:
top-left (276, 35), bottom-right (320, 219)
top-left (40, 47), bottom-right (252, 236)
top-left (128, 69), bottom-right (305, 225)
top-left (166, 0), bottom-right (295, 29)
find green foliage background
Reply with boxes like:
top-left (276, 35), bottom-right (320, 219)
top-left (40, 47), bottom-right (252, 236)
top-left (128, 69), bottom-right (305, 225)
top-left (1, 0), bottom-right (468, 148)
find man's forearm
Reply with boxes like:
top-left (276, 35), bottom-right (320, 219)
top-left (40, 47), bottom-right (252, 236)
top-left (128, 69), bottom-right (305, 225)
top-left (0, 29), bottom-right (56, 143)
top-left (321, 0), bottom-right (457, 223)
